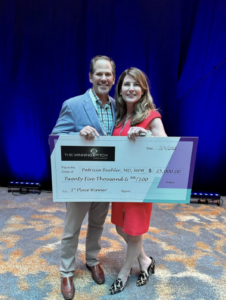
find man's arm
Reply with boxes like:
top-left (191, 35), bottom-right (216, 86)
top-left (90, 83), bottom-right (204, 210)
top-left (51, 101), bottom-right (78, 135)
top-left (52, 100), bottom-right (99, 140)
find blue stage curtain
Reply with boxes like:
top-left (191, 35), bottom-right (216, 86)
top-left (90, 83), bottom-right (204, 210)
top-left (0, 0), bottom-right (225, 193)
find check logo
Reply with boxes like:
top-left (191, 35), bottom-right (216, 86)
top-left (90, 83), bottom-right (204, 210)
top-left (61, 146), bottom-right (115, 161)
top-left (91, 148), bottom-right (98, 156)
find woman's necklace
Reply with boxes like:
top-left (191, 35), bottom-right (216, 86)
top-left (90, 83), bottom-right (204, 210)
top-left (119, 114), bottom-right (133, 136)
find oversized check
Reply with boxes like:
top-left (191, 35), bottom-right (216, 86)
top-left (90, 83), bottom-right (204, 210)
top-left (49, 135), bottom-right (198, 203)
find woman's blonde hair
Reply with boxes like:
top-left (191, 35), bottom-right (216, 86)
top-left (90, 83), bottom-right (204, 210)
top-left (115, 67), bottom-right (156, 127)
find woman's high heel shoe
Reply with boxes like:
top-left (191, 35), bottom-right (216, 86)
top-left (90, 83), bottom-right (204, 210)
top-left (136, 257), bottom-right (155, 287)
top-left (109, 269), bottom-right (132, 295)
top-left (109, 278), bottom-right (127, 295)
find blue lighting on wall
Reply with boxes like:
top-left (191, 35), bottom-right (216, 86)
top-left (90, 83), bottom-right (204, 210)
top-left (0, 0), bottom-right (225, 193)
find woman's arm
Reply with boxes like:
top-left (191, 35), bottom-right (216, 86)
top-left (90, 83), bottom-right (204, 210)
top-left (147, 118), bottom-right (167, 137)
top-left (127, 118), bottom-right (167, 139)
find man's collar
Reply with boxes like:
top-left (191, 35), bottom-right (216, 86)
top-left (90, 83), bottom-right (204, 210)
top-left (89, 88), bottom-right (111, 104)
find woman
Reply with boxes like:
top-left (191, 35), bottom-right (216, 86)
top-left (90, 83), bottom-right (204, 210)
top-left (109, 67), bottom-right (167, 295)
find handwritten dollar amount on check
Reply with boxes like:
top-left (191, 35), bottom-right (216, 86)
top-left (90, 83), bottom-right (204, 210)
top-left (63, 167), bottom-right (184, 183)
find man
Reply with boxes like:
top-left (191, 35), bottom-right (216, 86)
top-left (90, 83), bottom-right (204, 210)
top-left (51, 55), bottom-right (116, 300)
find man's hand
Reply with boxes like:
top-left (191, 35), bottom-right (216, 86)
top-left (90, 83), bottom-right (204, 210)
top-left (80, 126), bottom-right (99, 140)
top-left (127, 127), bottom-right (148, 140)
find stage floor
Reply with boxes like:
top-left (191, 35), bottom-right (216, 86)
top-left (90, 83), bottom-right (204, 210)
top-left (0, 188), bottom-right (225, 300)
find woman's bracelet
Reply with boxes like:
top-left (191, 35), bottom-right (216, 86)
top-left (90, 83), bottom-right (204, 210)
top-left (146, 130), bottom-right (153, 137)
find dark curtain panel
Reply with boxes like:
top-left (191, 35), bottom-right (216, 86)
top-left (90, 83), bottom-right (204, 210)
top-left (0, 0), bottom-right (225, 193)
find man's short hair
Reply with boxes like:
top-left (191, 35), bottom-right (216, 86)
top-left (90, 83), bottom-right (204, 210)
top-left (90, 55), bottom-right (116, 76)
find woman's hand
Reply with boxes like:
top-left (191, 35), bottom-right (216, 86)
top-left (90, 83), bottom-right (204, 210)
top-left (127, 127), bottom-right (148, 140)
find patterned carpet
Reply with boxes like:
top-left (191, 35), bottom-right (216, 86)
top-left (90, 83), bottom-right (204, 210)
top-left (0, 187), bottom-right (225, 300)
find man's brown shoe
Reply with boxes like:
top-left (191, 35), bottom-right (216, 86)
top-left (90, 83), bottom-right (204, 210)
top-left (86, 264), bottom-right (105, 284)
top-left (61, 276), bottom-right (75, 300)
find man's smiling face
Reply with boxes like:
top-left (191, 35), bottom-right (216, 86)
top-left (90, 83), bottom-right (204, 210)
top-left (89, 59), bottom-right (115, 100)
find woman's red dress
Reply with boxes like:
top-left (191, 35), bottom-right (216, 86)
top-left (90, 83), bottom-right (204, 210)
top-left (111, 111), bottom-right (161, 236)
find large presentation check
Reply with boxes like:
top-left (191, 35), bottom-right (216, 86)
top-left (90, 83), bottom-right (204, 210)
top-left (49, 135), bottom-right (198, 203)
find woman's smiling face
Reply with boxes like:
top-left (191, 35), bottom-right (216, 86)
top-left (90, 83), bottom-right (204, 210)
top-left (120, 74), bottom-right (143, 107)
